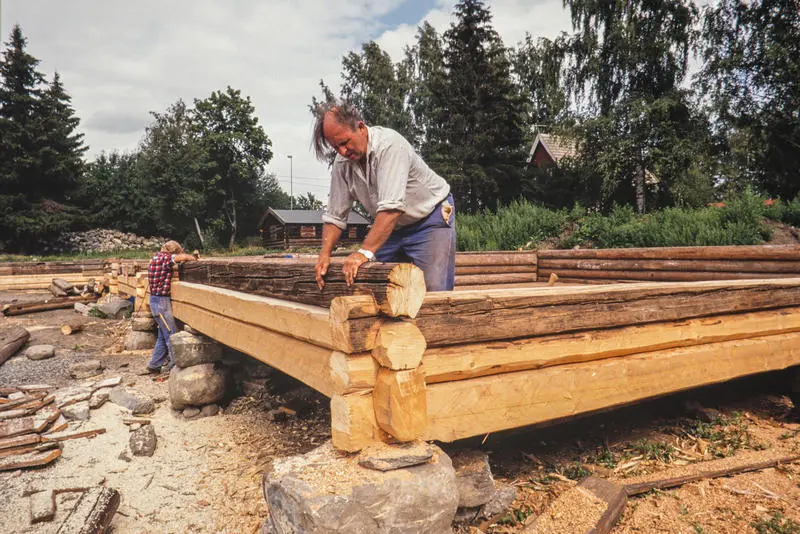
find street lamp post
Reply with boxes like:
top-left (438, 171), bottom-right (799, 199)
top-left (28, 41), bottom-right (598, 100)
top-left (287, 155), bottom-right (293, 210)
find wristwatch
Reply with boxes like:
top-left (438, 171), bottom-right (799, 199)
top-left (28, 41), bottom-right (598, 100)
top-left (358, 248), bottom-right (375, 262)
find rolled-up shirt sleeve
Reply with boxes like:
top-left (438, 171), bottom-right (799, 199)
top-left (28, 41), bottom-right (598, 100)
top-left (322, 165), bottom-right (352, 230)
top-left (375, 143), bottom-right (411, 213)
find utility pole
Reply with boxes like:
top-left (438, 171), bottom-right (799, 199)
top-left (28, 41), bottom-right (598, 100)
top-left (287, 155), bottom-right (293, 210)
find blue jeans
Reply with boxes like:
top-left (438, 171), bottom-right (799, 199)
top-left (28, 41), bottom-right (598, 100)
top-left (147, 295), bottom-right (178, 370)
top-left (376, 194), bottom-right (456, 292)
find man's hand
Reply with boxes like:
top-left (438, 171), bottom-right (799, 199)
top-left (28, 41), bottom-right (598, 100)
top-left (342, 251), bottom-right (369, 286)
top-left (315, 254), bottom-right (331, 290)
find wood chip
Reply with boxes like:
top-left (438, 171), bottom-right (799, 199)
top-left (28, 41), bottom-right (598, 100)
top-left (0, 447), bottom-right (61, 471)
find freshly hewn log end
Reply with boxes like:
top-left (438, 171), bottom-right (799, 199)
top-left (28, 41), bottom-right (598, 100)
top-left (331, 391), bottom-right (389, 452)
top-left (328, 351), bottom-right (379, 395)
top-left (372, 320), bottom-right (427, 370)
top-left (60, 319), bottom-right (85, 336)
top-left (380, 264), bottom-right (426, 318)
top-left (547, 272), bottom-right (559, 286)
top-left (330, 295), bottom-right (380, 322)
top-left (373, 367), bottom-right (427, 442)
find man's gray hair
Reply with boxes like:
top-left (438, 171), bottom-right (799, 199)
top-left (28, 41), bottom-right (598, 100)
top-left (311, 100), bottom-right (363, 162)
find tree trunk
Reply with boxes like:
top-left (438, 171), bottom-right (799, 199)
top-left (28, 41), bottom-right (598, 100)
top-left (635, 164), bottom-right (646, 214)
top-left (193, 217), bottom-right (205, 249)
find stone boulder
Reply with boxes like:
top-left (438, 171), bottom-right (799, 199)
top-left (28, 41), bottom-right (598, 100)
top-left (69, 360), bottom-right (103, 379)
top-left (263, 441), bottom-right (458, 534)
top-left (96, 296), bottom-right (134, 319)
top-left (125, 331), bottom-right (157, 351)
top-left (130, 424), bottom-right (157, 456)
top-left (451, 450), bottom-right (495, 508)
top-left (131, 313), bottom-right (157, 332)
top-left (168, 363), bottom-right (226, 410)
top-left (170, 331), bottom-right (223, 368)
top-left (24, 345), bottom-right (55, 361)
top-left (109, 388), bottom-right (155, 415)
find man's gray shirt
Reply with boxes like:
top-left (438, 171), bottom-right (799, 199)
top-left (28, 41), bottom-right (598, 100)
top-left (322, 126), bottom-right (450, 229)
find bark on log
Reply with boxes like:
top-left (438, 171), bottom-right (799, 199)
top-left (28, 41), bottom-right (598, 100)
top-left (60, 319), bottom-right (85, 336)
top-left (56, 486), bottom-right (120, 534)
top-left (0, 325), bottom-right (30, 365)
top-left (455, 252), bottom-right (538, 267)
top-left (455, 273), bottom-right (538, 286)
top-left (2, 296), bottom-right (98, 316)
top-left (412, 279), bottom-right (800, 347)
top-left (538, 258), bottom-right (800, 274)
top-left (455, 265), bottom-right (539, 275)
top-left (537, 245), bottom-right (800, 261)
top-left (537, 268), bottom-right (796, 282)
top-left (180, 259), bottom-right (426, 318)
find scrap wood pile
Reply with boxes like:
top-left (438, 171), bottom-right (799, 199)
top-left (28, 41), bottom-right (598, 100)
top-left (537, 244), bottom-right (800, 283)
top-left (0, 378), bottom-right (117, 470)
top-left (168, 254), bottom-right (800, 453)
top-left (0, 259), bottom-right (109, 291)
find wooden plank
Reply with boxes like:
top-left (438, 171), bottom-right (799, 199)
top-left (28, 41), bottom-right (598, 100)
top-left (42, 427), bottom-right (106, 442)
top-left (171, 281), bottom-right (334, 349)
top-left (537, 268), bottom-right (796, 282)
top-left (179, 259), bottom-right (426, 318)
top-left (0, 448), bottom-right (61, 471)
top-left (522, 477), bottom-right (626, 534)
top-left (423, 331), bottom-right (800, 442)
top-left (0, 325), bottom-right (30, 364)
top-left (56, 486), bottom-right (120, 534)
top-left (413, 278), bottom-right (800, 346)
top-left (422, 307), bottom-right (800, 384)
top-left (0, 433), bottom-right (41, 450)
top-left (538, 258), bottom-right (800, 274)
top-left (172, 301), bottom-right (374, 396)
top-left (537, 245), bottom-right (800, 261)
top-left (621, 453), bottom-right (800, 495)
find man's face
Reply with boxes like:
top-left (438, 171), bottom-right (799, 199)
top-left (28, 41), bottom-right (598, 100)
top-left (323, 113), bottom-right (368, 161)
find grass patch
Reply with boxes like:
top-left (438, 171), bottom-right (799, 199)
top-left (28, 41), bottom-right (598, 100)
top-left (752, 512), bottom-right (800, 534)
top-left (679, 411), bottom-right (764, 458)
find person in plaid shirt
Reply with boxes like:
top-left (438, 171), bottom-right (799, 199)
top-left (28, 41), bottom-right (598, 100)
top-left (144, 240), bottom-right (198, 374)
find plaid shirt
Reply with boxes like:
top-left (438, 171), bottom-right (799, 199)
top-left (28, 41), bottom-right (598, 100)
top-left (147, 252), bottom-right (175, 296)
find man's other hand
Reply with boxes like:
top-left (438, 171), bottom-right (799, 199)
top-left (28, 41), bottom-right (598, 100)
top-left (342, 251), bottom-right (368, 286)
top-left (315, 255), bottom-right (331, 290)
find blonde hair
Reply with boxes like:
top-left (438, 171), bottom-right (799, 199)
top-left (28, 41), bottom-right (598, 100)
top-left (161, 240), bottom-right (183, 254)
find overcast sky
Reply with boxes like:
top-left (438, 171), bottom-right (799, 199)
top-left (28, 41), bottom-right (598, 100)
top-left (1, 0), bottom-right (571, 201)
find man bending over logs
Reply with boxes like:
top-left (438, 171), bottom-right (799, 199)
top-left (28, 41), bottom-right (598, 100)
top-left (312, 100), bottom-right (456, 292)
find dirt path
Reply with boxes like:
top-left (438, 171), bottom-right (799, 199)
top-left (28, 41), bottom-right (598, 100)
top-left (0, 290), bottom-right (329, 533)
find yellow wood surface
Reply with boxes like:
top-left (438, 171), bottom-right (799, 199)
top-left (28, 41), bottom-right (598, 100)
top-left (373, 367), bottom-right (427, 442)
top-left (330, 390), bottom-right (389, 452)
top-left (423, 331), bottom-right (800, 442)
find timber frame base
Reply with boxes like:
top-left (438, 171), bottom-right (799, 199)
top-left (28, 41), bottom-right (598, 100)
top-left (107, 249), bottom-right (800, 452)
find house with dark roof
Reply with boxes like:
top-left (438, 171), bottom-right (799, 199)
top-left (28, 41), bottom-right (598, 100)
top-left (258, 208), bottom-right (371, 249)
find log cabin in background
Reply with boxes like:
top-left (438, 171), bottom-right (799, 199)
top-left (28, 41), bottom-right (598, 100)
top-left (258, 208), bottom-right (370, 249)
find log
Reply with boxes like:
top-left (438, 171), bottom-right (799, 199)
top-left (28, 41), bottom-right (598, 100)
top-left (621, 452), bottom-right (800, 496)
top-left (171, 301), bottom-right (376, 396)
top-left (412, 279), bottom-right (800, 347)
top-left (60, 318), bottom-right (85, 336)
top-left (52, 278), bottom-right (75, 293)
top-left (373, 367), bottom-right (427, 442)
top-left (371, 321), bottom-right (427, 370)
top-left (536, 245), bottom-right (800, 261)
top-left (179, 259), bottom-right (426, 318)
top-left (455, 273), bottom-right (539, 286)
top-left (423, 331), bottom-right (800, 442)
top-left (2, 295), bottom-right (98, 316)
top-left (49, 283), bottom-right (69, 297)
top-left (421, 307), bottom-right (800, 384)
top-left (537, 268), bottom-right (796, 282)
top-left (56, 486), bottom-right (120, 534)
top-left (455, 265), bottom-right (539, 275)
top-left (0, 325), bottom-right (30, 365)
top-left (455, 252), bottom-right (538, 267)
top-left (538, 258), bottom-right (800, 274)
top-left (330, 390), bottom-right (389, 452)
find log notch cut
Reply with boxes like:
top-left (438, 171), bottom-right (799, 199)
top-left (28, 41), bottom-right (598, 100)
top-left (454, 251), bottom-right (538, 287)
top-left (537, 244), bottom-right (800, 283)
top-left (179, 258), bottom-right (426, 318)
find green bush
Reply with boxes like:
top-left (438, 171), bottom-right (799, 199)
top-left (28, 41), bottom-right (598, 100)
top-left (457, 200), bottom-right (570, 251)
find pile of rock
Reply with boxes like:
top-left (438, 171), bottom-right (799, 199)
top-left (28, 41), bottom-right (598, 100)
top-left (260, 442), bottom-right (516, 533)
top-left (42, 229), bottom-right (166, 254)
top-left (168, 331), bottom-right (226, 419)
top-left (125, 312), bottom-right (157, 351)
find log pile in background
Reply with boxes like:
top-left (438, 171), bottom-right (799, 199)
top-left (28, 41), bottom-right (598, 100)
top-left (0, 259), bottom-right (109, 291)
top-left (454, 251), bottom-right (538, 287)
top-left (537, 245), bottom-right (800, 283)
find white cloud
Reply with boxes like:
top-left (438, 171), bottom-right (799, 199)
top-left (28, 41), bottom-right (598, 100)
top-left (2, 0), bottom-right (571, 202)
